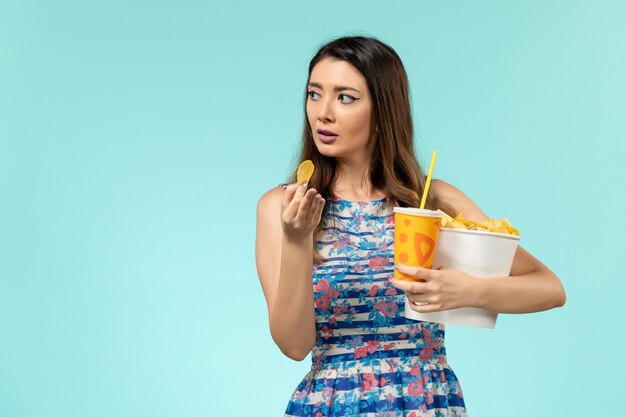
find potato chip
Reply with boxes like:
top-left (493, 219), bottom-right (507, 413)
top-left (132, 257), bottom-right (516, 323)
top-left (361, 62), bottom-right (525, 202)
top-left (437, 210), bottom-right (454, 227)
top-left (438, 210), bottom-right (520, 236)
top-left (447, 221), bottom-right (468, 229)
top-left (297, 160), bottom-right (315, 185)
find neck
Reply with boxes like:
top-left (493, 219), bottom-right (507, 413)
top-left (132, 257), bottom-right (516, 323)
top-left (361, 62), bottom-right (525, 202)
top-left (332, 158), bottom-right (383, 200)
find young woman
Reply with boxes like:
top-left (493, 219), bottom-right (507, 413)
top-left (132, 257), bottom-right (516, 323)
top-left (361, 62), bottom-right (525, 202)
top-left (256, 36), bottom-right (565, 417)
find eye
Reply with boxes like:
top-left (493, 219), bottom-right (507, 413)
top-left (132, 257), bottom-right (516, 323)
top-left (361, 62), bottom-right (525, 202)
top-left (338, 94), bottom-right (359, 104)
top-left (307, 90), bottom-right (320, 100)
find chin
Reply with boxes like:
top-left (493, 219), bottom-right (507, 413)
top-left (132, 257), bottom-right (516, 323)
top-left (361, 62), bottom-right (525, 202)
top-left (316, 149), bottom-right (337, 158)
top-left (314, 143), bottom-right (341, 158)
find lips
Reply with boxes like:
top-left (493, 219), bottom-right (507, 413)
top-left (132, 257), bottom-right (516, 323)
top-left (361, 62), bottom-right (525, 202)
top-left (317, 128), bottom-right (338, 144)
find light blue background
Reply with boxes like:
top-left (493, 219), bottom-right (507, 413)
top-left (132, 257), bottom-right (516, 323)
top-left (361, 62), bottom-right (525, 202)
top-left (1, 1), bottom-right (625, 416)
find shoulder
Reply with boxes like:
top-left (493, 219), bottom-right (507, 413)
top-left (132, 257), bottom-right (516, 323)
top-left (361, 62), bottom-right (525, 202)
top-left (431, 179), bottom-right (488, 221)
top-left (257, 185), bottom-right (285, 215)
top-left (431, 179), bottom-right (465, 204)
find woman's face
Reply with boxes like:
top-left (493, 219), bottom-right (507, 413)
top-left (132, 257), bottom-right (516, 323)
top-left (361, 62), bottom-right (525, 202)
top-left (306, 58), bottom-right (375, 162)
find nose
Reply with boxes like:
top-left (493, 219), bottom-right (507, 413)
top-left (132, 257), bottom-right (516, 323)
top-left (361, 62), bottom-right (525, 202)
top-left (317, 96), bottom-right (334, 123)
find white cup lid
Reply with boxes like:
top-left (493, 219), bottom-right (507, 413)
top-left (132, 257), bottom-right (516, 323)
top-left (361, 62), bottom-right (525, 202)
top-left (393, 207), bottom-right (444, 218)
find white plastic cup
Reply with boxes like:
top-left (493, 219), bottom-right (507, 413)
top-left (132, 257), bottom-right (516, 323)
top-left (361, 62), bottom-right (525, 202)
top-left (404, 227), bottom-right (521, 328)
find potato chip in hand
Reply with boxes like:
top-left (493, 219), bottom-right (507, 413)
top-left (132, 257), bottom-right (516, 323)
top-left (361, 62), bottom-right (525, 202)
top-left (297, 160), bottom-right (315, 185)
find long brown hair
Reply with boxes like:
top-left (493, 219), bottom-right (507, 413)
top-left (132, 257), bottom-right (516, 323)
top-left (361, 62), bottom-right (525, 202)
top-left (288, 36), bottom-right (455, 257)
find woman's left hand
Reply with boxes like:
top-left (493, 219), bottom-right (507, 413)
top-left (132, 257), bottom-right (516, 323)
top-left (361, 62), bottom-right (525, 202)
top-left (390, 264), bottom-right (482, 313)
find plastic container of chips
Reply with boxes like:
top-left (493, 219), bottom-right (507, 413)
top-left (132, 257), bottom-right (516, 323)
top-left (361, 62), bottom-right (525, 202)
top-left (405, 227), bottom-right (521, 328)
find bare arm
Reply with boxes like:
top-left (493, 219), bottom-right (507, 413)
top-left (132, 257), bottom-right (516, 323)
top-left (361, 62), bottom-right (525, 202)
top-left (391, 179), bottom-right (566, 314)
top-left (256, 183), bottom-right (326, 360)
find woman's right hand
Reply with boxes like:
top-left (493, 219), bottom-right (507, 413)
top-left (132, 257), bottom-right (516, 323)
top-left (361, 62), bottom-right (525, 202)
top-left (281, 183), bottom-right (326, 241)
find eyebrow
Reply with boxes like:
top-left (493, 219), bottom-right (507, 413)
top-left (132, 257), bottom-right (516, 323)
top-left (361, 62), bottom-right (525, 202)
top-left (308, 82), bottom-right (361, 93)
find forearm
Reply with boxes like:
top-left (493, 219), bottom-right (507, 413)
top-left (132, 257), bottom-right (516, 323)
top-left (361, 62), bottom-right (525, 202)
top-left (269, 235), bottom-right (317, 360)
top-left (472, 268), bottom-right (566, 314)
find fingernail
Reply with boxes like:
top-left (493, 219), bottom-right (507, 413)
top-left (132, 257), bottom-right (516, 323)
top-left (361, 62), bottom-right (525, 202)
top-left (302, 182), bottom-right (308, 188)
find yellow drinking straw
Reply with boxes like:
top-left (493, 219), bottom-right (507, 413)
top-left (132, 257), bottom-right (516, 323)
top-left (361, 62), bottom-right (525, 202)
top-left (420, 150), bottom-right (438, 209)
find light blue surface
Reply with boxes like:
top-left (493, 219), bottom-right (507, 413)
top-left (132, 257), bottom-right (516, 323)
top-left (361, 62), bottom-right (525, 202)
top-left (1, 1), bottom-right (624, 416)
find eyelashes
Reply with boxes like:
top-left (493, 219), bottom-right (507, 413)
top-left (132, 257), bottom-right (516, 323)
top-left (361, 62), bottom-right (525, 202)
top-left (307, 91), bottom-right (321, 100)
top-left (338, 94), bottom-right (359, 104)
top-left (307, 91), bottom-right (361, 104)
